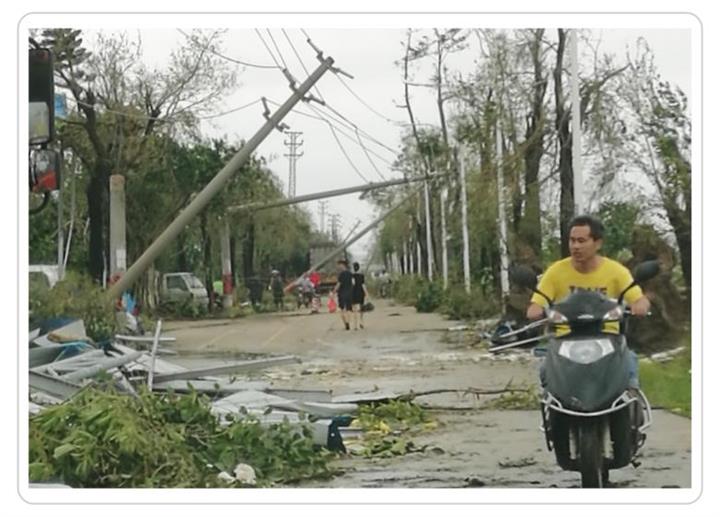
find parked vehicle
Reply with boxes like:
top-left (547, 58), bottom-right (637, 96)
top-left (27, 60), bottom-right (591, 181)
top-left (29, 264), bottom-right (60, 291)
top-left (503, 260), bottom-right (660, 488)
top-left (159, 272), bottom-right (209, 308)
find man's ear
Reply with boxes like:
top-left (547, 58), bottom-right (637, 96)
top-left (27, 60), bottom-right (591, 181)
top-left (595, 238), bottom-right (603, 251)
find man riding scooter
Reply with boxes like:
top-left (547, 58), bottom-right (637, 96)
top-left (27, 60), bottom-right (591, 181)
top-left (526, 215), bottom-right (651, 395)
top-left (517, 215), bottom-right (656, 487)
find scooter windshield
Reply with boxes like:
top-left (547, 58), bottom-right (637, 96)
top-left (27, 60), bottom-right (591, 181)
top-left (551, 290), bottom-right (622, 337)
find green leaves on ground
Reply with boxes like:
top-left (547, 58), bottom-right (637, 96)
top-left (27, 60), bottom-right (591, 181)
top-left (29, 386), bottom-right (333, 487)
top-left (483, 384), bottom-right (540, 410)
top-left (348, 400), bottom-right (436, 458)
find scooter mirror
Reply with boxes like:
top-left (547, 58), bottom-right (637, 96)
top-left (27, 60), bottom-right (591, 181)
top-left (509, 265), bottom-right (538, 291)
top-left (633, 260), bottom-right (661, 284)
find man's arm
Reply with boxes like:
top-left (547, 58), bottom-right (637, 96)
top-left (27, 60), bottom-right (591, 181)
top-left (526, 302), bottom-right (545, 320)
top-left (630, 295), bottom-right (651, 316)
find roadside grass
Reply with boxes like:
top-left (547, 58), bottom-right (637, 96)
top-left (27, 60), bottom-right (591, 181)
top-left (639, 340), bottom-right (691, 418)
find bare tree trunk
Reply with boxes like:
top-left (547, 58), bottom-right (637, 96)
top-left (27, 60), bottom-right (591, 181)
top-left (554, 29), bottom-right (574, 258)
top-left (200, 210), bottom-right (213, 311)
top-left (86, 161), bottom-right (110, 282)
top-left (519, 29), bottom-right (546, 258)
top-left (242, 217), bottom-right (256, 280)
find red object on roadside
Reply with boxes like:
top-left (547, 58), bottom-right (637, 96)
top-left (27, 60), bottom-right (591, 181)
top-left (327, 296), bottom-right (337, 313)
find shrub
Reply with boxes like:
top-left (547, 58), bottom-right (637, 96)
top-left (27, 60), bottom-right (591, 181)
top-left (30, 271), bottom-right (116, 342)
top-left (415, 281), bottom-right (444, 313)
top-left (440, 286), bottom-right (501, 320)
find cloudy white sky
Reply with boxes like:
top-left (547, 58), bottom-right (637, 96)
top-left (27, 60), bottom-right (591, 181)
top-left (76, 26), bottom-right (691, 263)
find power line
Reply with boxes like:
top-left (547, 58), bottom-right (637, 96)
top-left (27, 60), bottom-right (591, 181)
top-left (254, 29), bottom-right (282, 69)
top-left (335, 74), bottom-right (405, 126)
top-left (261, 29), bottom-right (398, 170)
top-left (354, 127), bottom-right (387, 181)
top-left (323, 118), bottom-right (370, 184)
top-left (176, 29), bottom-right (280, 69)
top-left (64, 95), bottom-right (262, 123)
top-left (281, 28), bottom-right (325, 104)
top-left (197, 98), bottom-right (263, 120)
top-left (300, 29), bottom-right (404, 126)
top-left (315, 102), bottom-right (398, 156)
top-left (300, 103), bottom-right (369, 184)
top-left (265, 98), bottom-right (396, 168)
top-left (265, 29), bottom-right (290, 71)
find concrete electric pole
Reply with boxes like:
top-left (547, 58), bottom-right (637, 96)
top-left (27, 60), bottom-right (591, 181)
top-left (458, 146), bottom-right (471, 294)
top-left (109, 174), bottom-right (127, 278)
top-left (496, 120), bottom-right (510, 301)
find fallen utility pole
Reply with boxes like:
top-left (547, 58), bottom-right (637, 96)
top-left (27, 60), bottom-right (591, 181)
top-left (107, 56), bottom-right (335, 300)
top-left (303, 188), bottom-right (421, 279)
top-left (226, 174), bottom-right (444, 213)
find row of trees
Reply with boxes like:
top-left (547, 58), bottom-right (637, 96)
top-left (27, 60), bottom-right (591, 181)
top-left (29, 29), bottom-right (325, 306)
top-left (374, 29), bottom-right (691, 309)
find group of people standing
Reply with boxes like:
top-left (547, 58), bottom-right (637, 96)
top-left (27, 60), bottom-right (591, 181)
top-left (332, 259), bottom-right (370, 331)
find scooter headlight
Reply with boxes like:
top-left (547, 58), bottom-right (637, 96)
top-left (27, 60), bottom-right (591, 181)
top-left (558, 339), bottom-right (614, 364)
top-left (547, 309), bottom-right (568, 324)
top-left (603, 306), bottom-right (624, 321)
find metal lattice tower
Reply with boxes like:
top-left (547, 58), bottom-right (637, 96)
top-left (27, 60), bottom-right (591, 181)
top-left (283, 131), bottom-right (304, 198)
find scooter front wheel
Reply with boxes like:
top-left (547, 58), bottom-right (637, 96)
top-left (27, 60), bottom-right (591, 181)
top-left (579, 421), bottom-right (605, 488)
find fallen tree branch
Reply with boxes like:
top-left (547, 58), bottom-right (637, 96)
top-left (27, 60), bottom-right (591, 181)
top-left (397, 386), bottom-right (531, 401)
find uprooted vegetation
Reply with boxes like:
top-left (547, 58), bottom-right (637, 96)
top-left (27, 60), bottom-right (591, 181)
top-left (346, 400), bottom-right (439, 458)
top-left (29, 385), bottom-right (335, 488)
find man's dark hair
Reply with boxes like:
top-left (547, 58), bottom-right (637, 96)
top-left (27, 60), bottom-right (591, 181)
top-left (569, 215), bottom-right (604, 240)
top-left (353, 262), bottom-right (360, 272)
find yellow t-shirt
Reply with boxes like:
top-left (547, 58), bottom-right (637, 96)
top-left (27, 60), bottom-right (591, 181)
top-left (530, 257), bottom-right (643, 307)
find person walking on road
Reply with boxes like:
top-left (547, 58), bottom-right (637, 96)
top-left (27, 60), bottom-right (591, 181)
top-left (269, 270), bottom-right (285, 311)
top-left (351, 262), bottom-right (370, 330)
top-left (332, 259), bottom-right (353, 330)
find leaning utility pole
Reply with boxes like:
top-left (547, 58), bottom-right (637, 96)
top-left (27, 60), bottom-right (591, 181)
top-left (227, 174), bottom-right (445, 214)
top-left (304, 189), bottom-right (420, 278)
top-left (284, 131), bottom-right (304, 198)
top-left (570, 29), bottom-right (583, 215)
top-left (458, 146), bottom-right (471, 294)
top-left (107, 56), bottom-right (335, 299)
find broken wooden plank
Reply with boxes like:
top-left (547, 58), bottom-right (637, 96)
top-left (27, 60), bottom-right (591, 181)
top-left (152, 356), bottom-right (301, 384)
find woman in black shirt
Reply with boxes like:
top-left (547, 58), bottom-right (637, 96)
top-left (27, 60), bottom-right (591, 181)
top-left (351, 262), bottom-right (370, 330)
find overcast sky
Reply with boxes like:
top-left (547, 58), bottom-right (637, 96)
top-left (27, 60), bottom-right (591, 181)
top-left (81, 27), bottom-right (691, 264)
